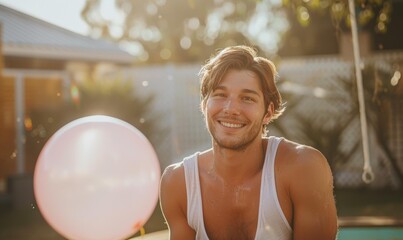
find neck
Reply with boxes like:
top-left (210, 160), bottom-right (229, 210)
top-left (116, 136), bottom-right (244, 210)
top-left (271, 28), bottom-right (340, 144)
top-left (211, 138), bottom-right (267, 182)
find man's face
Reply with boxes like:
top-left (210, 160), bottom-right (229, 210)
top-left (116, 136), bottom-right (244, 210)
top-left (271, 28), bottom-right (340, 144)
top-left (205, 69), bottom-right (270, 150)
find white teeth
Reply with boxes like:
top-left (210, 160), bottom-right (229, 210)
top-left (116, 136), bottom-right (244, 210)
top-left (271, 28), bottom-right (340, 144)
top-left (220, 121), bottom-right (243, 128)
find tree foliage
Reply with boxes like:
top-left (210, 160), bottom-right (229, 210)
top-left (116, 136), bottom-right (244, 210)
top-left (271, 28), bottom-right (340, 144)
top-left (81, 0), bottom-right (401, 61)
top-left (278, 0), bottom-right (403, 56)
top-left (283, 0), bottom-right (393, 33)
top-left (81, 0), bottom-right (288, 63)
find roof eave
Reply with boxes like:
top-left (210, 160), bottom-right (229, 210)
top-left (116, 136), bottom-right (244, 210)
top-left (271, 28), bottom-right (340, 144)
top-left (3, 44), bottom-right (134, 65)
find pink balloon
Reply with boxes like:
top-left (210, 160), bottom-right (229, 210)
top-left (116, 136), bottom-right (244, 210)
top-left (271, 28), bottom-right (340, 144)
top-left (34, 115), bottom-right (160, 240)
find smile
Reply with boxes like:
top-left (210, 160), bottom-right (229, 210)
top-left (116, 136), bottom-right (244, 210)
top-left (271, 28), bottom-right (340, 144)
top-left (219, 121), bottom-right (244, 128)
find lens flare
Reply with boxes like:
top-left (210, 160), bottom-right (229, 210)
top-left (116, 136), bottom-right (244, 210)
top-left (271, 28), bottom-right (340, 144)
top-left (70, 85), bottom-right (80, 106)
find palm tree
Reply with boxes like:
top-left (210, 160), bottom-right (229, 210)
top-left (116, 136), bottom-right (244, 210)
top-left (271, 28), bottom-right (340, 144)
top-left (271, 65), bottom-right (402, 187)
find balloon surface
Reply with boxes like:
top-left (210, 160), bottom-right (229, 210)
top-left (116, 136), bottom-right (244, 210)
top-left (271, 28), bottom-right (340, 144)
top-left (34, 115), bottom-right (160, 240)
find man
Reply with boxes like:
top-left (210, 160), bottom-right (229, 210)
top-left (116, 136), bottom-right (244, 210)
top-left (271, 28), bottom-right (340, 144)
top-left (160, 45), bottom-right (338, 240)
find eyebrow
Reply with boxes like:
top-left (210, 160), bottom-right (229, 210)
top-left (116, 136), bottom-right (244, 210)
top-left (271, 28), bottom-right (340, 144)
top-left (242, 89), bottom-right (261, 96)
top-left (213, 86), bottom-right (261, 96)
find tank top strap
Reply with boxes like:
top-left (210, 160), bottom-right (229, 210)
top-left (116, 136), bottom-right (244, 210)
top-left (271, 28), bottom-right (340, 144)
top-left (183, 153), bottom-right (201, 229)
top-left (255, 136), bottom-right (292, 239)
top-left (183, 152), bottom-right (210, 239)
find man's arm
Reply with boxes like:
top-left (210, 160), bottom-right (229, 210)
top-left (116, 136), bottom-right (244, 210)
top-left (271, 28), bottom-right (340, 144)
top-left (160, 164), bottom-right (196, 240)
top-left (290, 147), bottom-right (338, 240)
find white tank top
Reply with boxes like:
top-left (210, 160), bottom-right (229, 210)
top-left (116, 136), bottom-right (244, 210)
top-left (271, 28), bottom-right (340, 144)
top-left (183, 136), bottom-right (292, 240)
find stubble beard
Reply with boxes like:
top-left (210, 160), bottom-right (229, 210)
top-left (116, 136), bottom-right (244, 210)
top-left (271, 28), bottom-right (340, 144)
top-left (208, 119), bottom-right (263, 151)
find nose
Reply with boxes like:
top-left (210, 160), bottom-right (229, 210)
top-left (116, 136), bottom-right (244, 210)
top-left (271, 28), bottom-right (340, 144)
top-left (223, 99), bottom-right (240, 115)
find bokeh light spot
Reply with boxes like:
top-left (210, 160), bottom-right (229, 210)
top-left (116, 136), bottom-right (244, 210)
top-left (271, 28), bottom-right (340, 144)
top-left (160, 48), bottom-right (171, 60)
top-left (180, 36), bottom-right (192, 49)
top-left (391, 71), bottom-right (401, 86)
top-left (24, 117), bottom-right (33, 131)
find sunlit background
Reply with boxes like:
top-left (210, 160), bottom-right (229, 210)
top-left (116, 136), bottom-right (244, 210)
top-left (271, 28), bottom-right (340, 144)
top-left (0, 0), bottom-right (402, 239)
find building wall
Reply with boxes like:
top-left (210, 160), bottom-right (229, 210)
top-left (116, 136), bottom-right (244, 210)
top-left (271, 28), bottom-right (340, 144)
top-left (0, 74), bottom-right (63, 192)
top-left (0, 76), bottom-right (16, 191)
top-left (23, 77), bottom-right (63, 171)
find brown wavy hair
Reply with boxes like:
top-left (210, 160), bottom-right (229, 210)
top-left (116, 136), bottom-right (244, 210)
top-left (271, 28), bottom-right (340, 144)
top-left (199, 45), bottom-right (285, 133)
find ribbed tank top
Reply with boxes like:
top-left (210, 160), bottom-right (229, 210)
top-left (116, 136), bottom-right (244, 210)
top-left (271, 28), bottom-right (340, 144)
top-left (183, 136), bottom-right (292, 240)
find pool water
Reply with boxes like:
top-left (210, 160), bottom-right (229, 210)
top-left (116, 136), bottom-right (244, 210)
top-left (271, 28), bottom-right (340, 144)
top-left (338, 227), bottom-right (403, 240)
top-left (130, 228), bottom-right (403, 240)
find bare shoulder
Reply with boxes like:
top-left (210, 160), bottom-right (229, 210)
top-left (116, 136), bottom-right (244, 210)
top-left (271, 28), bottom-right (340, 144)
top-left (278, 138), bottom-right (331, 174)
top-left (277, 138), bottom-right (334, 192)
top-left (161, 149), bottom-right (211, 184)
top-left (159, 162), bottom-right (188, 231)
top-left (160, 161), bottom-right (187, 204)
top-left (161, 161), bottom-right (185, 184)
top-left (160, 161), bottom-right (197, 239)
top-left (278, 139), bottom-right (338, 239)
top-left (278, 138), bottom-right (335, 198)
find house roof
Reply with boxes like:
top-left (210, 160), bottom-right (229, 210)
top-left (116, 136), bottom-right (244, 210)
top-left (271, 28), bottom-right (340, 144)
top-left (0, 4), bottom-right (133, 64)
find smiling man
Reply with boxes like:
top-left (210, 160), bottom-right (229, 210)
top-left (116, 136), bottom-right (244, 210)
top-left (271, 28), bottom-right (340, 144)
top-left (160, 46), bottom-right (338, 240)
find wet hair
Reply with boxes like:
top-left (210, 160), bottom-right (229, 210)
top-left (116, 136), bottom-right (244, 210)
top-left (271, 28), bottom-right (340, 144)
top-left (199, 45), bottom-right (285, 129)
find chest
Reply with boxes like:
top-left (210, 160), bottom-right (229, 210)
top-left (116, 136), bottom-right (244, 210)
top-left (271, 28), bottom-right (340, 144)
top-left (199, 174), bottom-right (262, 240)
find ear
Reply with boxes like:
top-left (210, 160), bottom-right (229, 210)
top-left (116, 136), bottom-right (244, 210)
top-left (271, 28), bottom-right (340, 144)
top-left (263, 102), bottom-right (274, 124)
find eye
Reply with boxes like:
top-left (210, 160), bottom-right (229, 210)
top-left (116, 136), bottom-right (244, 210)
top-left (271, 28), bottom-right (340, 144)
top-left (242, 96), bottom-right (256, 102)
top-left (212, 91), bottom-right (226, 98)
